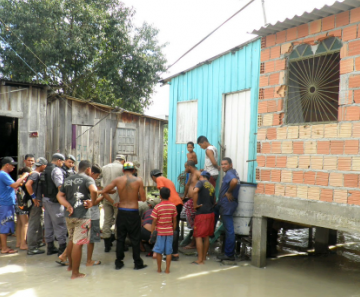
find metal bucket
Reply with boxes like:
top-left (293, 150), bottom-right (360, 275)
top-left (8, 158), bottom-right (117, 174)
top-left (233, 181), bottom-right (257, 235)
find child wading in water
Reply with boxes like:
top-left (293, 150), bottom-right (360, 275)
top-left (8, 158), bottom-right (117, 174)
top-left (151, 187), bottom-right (177, 273)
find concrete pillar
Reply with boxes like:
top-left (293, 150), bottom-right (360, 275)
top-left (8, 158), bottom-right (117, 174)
top-left (329, 229), bottom-right (337, 246)
top-left (314, 227), bottom-right (330, 254)
top-left (251, 216), bottom-right (267, 268)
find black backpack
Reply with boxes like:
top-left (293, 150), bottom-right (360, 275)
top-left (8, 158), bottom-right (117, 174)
top-left (16, 175), bottom-right (33, 211)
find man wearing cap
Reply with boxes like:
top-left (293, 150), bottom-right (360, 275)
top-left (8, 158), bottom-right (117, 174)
top-left (101, 154), bottom-right (126, 252)
top-left (61, 155), bottom-right (77, 179)
top-left (101, 162), bottom-right (147, 270)
top-left (192, 171), bottom-right (216, 264)
top-left (0, 157), bottom-right (29, 254)
top-left (150, 169), bottom-right (183, 261)
top-left (42, 153), bottom-right (67, 256)
top-left (26, 157), bottom-right (48, 255)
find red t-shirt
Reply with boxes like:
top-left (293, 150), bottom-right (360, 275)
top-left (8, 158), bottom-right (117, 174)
top-left (151, 200), bottom-right (177, 236)
top-left (156, 176), bottom-right (183, 206)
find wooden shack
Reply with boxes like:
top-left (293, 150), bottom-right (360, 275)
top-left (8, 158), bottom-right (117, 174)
top-left (0, 80), bottom-right (167, 186)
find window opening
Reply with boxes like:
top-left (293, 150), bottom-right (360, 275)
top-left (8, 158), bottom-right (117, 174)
top-left (117, 128), bottom-right (136, 154)
top-left (287, 37), bottom-right (342, 124)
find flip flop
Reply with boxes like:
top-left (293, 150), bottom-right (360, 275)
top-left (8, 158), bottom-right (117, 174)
top-left (1, 249), bottom-right (18, 254)
top-left (55, 260), bottom-right (69, 266)
top-left (93, 261), bottom-right (101, 265)
top-left (191, 261), bottom-right (200, 265)
top-left (183, 246), bottom-right (196, 250)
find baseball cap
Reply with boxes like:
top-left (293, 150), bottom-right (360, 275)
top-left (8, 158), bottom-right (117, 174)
top-left (116, 154), bottom-right (126, 161)
top-left (52, 153), bottom-right (65, 161)
top-left (133, 160), bottom-right (140, 169)
top-left (35, 157), bottom-right (48, 167)
top-left (2, 157), bottom-right (17, 166)
top-left (147, 199), bottom-right (157, 208)
top-left (150, 169), bottom-right (162, 177)
top-left (123, 162), bottom-right (134, 170)
top-left (201, 170), bottom-right (211, 179)
top-left (66, 154), bottom-right (76, 162)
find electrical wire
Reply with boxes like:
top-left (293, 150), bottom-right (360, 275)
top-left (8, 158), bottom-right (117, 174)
top-left (0, 35), bottom-right (41, 79)
top-left (165, 0), bottom-right (255, 72)
top-left (0, 17), bottom-right (116, 114)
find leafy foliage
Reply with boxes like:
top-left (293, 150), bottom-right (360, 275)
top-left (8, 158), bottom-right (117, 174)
top-left (0, 0), bottom-right (167, 112)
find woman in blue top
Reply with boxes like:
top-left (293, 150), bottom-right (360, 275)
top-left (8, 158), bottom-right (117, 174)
top-left (0, 157), bottom-right (29, 254)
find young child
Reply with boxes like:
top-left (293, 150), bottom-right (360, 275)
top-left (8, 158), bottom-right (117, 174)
top-left (185, 142), bottom-right (197, 187)
top-left (151, 187), bottom-right (177, 274)
top-left (187, 142), bottom-right (197, 164)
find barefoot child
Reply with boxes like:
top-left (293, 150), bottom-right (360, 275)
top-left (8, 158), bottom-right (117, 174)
top-left (187, 142), bottom-right (198, 164)
top-left (151, 187), bottom-right (177, 273)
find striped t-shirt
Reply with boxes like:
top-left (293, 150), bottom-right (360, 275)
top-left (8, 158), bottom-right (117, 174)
top-left (151, 200), bottom-right (177, 236)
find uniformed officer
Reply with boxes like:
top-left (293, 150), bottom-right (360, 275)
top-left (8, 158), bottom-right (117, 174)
top-left (61, 154), bottom-right (77, 179)
top-left (42, 153), bottom-right (67, 256)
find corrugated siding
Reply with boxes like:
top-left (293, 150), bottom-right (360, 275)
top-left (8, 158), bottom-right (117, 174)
top-left (168, 39), bottom-right (261, 191)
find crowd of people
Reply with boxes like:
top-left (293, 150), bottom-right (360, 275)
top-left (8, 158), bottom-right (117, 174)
top-left (0, 135), bottom-right (241, 278)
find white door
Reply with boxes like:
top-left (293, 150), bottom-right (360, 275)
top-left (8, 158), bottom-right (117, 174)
top-left (223, 90), bottom-right (251, 182)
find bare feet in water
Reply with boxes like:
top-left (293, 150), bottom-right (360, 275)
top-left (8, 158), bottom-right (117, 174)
top-left (86, 260), bottom-right (101, 266)
top-left (71, 273), bottom-right (86, 279)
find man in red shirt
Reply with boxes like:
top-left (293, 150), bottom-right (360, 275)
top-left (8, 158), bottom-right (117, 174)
top-left (150, 169), bottom-right (183, 261)
top-left (151, 187), bottom-right (177, 274)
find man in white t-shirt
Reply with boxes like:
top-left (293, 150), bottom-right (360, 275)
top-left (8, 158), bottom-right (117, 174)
top-left (197, 136), bottom-right (219, 187)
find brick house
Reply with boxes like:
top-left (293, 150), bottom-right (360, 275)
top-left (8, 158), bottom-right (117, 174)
top-left (250, 0), bottom-right (360, 267)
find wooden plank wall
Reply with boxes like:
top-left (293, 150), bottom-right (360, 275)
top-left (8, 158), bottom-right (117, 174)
top-left (0, 85), bottom-right (47, 163)
top-left (47, 98), bottom-right (165, 186)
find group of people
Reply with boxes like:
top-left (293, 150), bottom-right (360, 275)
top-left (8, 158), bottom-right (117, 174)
top-left (0, 134), bottom-right (241, 277)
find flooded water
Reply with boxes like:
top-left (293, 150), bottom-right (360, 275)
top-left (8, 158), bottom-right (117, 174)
top-left (1, 228), bottom-right (360, 297)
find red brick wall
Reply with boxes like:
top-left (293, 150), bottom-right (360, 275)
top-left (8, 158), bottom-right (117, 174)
top-left (256, 8), bottom-right (360, 205)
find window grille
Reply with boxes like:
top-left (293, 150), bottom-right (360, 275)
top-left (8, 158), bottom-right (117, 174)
top-left (287, 37), bottom-right (342, 124)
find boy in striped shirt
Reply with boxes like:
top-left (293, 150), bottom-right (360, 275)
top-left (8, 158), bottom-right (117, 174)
top-left (151, 187), bottom-right (177, 273)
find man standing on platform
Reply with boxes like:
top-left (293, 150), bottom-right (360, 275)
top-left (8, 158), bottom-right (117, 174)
top-left (217, 157), bottom-right (240, 261)
top-left (197, 136), bottom-right (219, 187)
top-left (101, 154), bottom-right (126, 252)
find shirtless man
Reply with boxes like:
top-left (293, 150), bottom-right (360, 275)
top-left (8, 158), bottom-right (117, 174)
top-left (101, 162), bottom-right (147, 270)
top-left (182, 160), bottom-right (201, 249)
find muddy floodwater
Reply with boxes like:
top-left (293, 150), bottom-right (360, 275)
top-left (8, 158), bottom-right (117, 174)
top-left (1, 228), bottom-right (360, 297)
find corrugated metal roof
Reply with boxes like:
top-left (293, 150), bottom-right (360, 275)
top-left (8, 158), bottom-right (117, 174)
top-left (161, 37), bottom-right (260, 84)
top-left (60, 95), bottom-right (168, 123)
top-left (251, 0), bottom-right (360, 36)
top-left (0, 79), bottom-right (54, 88)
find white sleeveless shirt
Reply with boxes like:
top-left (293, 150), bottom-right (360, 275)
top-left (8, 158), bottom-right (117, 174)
top-left (204, 145), bottom-right (219, 176)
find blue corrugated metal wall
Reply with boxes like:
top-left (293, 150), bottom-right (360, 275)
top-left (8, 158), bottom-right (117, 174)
top-left (168, 38), bottom-right (261, 191)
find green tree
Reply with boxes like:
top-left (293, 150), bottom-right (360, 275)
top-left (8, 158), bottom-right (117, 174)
top-left (0, 0), bottom-right (167, 112)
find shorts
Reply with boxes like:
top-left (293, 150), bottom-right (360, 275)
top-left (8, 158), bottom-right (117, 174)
top-left (90, 219), bottom-right (101, 243)
top-left (194, 213), bottom-right (215, 238)
top-left (153, 235), bottom-right (173, 255)
top-left (0, 205), bottom-right (15, 234)
top-left (66, 217), bottom-right (91, 245)
top-left (184, 199), bottom-right (196, 229)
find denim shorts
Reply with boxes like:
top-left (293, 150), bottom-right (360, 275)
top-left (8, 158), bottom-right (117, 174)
top-left (153, 235), bottom-right (173, 255)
